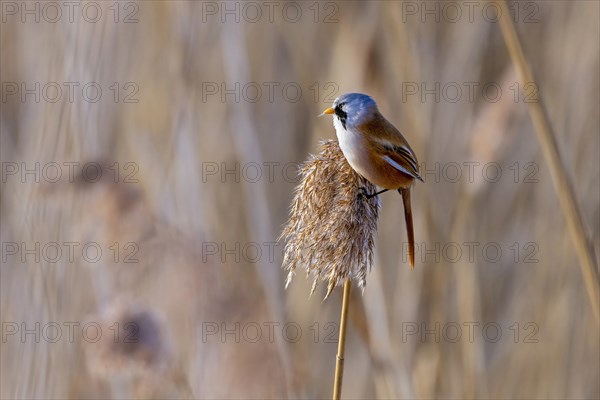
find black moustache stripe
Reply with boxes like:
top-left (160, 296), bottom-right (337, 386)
top-left (335, 110), bottom-right (347, 130)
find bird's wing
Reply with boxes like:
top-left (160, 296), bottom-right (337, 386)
top-left (381, 119), bottom-right (422, 181)
top-left (381, 144), bottom-right (422, 181)
top-left (358, 112), bottom-right (423, 181)
top-left (381, 154), bottom-right (415, 178)
top-left (377, 131), bottom-right (423, 182)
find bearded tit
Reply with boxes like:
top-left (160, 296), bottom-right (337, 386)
top-left (321, 93), bottom-right (423, 269)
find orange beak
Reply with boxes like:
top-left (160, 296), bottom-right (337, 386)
top-left (319, 107), bottom-right (335, 117)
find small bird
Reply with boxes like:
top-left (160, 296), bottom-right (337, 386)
top-left (320, 93), bottom-right (423, 269)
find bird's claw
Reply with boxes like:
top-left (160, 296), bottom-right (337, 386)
top-left (358, 187), bottom-right (377, 200)
top-left (358, 187), bottom-right (369, 200)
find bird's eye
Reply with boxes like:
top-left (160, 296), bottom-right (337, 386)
top-left (335, 102), bottom-right (346, 112)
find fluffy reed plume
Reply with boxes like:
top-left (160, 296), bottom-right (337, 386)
top-left (281, 140), bottom-right (381, 298)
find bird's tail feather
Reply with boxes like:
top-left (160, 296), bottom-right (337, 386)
top-left (400, 188), bottom-right (415, 269)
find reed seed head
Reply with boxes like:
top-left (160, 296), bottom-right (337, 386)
top-left (281, 140), bottom-right (381, 298)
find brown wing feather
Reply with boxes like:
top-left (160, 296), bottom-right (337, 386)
top-left (360, 113), bottom-right (422, 181)
top-left (382, 146), bottom-right (423, 181)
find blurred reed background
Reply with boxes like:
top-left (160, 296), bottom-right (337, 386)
top-left (0, 1), bottom-right (598, 399)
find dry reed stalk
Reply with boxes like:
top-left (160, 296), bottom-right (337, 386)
top-left (332, 278), bottom-right (352, 400)
top-left (495, 0), bottom-right (600, 324)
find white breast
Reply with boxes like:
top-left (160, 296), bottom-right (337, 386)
top-left (333, 117), bottom-right (369, 178)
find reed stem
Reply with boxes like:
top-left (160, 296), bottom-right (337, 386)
top-left (496, 0), bottom-right (599, 324)
top-left (332, 279), bottom-right (352, 400)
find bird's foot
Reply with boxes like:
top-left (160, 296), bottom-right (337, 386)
top-left (358, 188), bottom-right (388, 200)
top-left (358, 187), bottom-right (369, 200)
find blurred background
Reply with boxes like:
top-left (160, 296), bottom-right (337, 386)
top-left (1, 1), bottom-right (598, 399)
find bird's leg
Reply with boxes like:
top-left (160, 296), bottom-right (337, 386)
top-left (358, 188), bottom-right (389, 199)
top-left (367, 188), bottom-right (388, 199)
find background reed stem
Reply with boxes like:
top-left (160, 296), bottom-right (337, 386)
top-left (496, 0), bottom-right (600, 324)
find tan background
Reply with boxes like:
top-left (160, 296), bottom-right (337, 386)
top-left (1, 1), bottom-right (598, 399)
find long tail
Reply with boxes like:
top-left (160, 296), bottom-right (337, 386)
top-left (400, 188), bottom-right (415, 269)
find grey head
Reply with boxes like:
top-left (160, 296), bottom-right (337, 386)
top-left (331, 93), bottom-right (378, 130)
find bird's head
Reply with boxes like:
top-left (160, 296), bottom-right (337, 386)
top-left (320, 93), bottom-right (378, 130)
